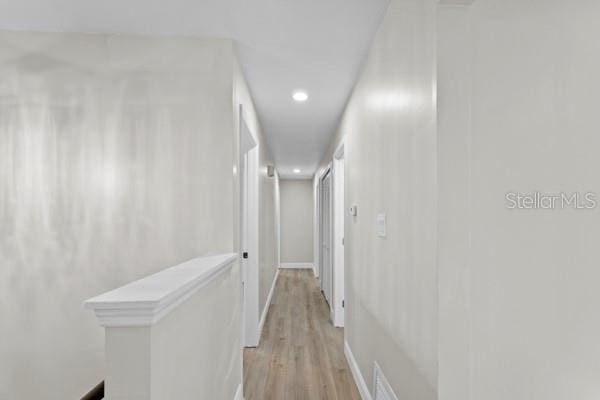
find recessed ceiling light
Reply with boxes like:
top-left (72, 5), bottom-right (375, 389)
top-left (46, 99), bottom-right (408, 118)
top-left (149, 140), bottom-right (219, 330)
top-left (292, 91), bottom-right (308, 102)
top-left (293, 168), bottom-right (301, 174)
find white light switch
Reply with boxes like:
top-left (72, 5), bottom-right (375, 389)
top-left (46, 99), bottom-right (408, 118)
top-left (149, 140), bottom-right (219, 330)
top-left (376, 213), bottom-right (386, 237)
top-left (349, 205), bottom-right (358, 216)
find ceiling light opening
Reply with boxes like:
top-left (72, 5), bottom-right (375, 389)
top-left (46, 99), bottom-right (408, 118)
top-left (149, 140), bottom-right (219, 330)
top-left (292, 91), bottom-right (308, 102)
top-left (293, 168), bottom-right (301, 174)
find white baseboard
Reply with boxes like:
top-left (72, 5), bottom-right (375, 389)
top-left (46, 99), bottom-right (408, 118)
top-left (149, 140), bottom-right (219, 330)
top-left (373, 362), bottom-right (399, 400)
top-left (234, 383), bottom-right (243, 400)
top-left (344, 340), bottom-right (372, 400)
top-left (258, 269), bottom-right (279, 342)
top-left (279, 263), bottom-right (314, 269)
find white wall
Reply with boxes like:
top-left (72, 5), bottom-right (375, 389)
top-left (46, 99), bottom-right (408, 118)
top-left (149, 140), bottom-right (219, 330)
top-left (318, 0), bottom-right (438, 397)
top-left (280, 179), bottom-right (314, 264)
top-left (0, 31), bottom-right (236, 399)
top-left (438, 1), bottom-right (600, 399)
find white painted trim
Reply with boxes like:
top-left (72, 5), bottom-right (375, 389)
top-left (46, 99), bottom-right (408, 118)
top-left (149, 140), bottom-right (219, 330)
top-left (279, 263), bottom-right (314, 269)
top-left (275, 173), bottom-right (281, 273)
top-left (240, 104), bottom-right (261, 348)
top-left (84, 253), bottom-right (237, 327)
top-left (234, 383), bottom-right (243, 400)
top-left (333, 137), bottom-right (346, 159)
top-left (313, 174), bottom-right (321, 279)
top-left (344, 340), bottom-right (372, 400)
top-left (373, 362), bottom-right (399, 400)
top-left (318, 167), bottom-right (333, 308)
top-left (258, 269), bottom-right (279, 340)
top-left (332, 140), bottom-right (345, 328)
top-left (313, 164), bottom-right (332, 282)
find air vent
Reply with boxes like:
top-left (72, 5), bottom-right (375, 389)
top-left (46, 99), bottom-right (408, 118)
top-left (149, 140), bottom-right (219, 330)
top-left (373, 362), bottom-right (399, 400)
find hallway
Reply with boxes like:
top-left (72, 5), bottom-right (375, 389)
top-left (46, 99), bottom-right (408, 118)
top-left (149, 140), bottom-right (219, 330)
top-left (5, 0), bottom-right (600, 399)
top-left (243, 270), bottom-right (360, 400)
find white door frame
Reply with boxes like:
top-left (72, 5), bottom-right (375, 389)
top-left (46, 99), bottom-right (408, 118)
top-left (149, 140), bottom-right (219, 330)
top-left (315, 165), bottom-right (330, 283)
top-left (332, 140), bottom-right (345, 327)
top-left (313, 176), bottom-right (322, 279)
top-left (239, 105), bottom-right (260, 347)
top-left (318, 167), bottom-right (333, 310)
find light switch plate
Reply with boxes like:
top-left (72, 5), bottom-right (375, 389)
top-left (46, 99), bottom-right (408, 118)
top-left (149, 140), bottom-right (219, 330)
top-left (376, 213), bottom-right (386, 237)
top-left (349, 205), bottom-right (358, 216)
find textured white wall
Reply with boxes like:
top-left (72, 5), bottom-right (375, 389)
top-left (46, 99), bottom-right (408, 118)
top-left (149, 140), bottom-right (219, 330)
top-left (438, 1), bottom-right (600, 399)
top-left (318, 0), bottom-right (438, 398)
top-left (280, 179), bottom-right (314, 264)
top-left (0, 31), bottom-right (236, 399)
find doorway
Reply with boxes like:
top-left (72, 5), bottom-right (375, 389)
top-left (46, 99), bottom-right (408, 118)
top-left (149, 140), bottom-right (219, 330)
top-left (317, 139), bottom-right (346, 327)
top-left (239, 105), bottom-right (260, 347)
top-left (319, 169), bottom-right (333, 308)
top-left (332, 141), bottom-right (345, 327)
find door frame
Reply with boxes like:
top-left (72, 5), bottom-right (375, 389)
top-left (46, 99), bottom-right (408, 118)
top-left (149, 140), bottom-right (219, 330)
top-left (313, 177), bottom-right (321, 279)
top-left (318, 166), bottom-right (333, 312)
top-left (332, 140), bottom-right (345, 327)
top-left (239, 105), bottom-right (260, 347)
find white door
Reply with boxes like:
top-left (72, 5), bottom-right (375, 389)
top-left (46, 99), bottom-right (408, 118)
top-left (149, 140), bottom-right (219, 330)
top-left (320, 171), bottom-right (333, 306)
top-left (240, 107), bottom-right (260, 347)
top-left (332, 152), bottom-right (345, 327)
top-left (241, 150), bottom-right (249, 289)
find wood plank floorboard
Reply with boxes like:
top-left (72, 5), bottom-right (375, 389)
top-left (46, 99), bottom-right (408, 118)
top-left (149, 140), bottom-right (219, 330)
top-left (243, 269), bottom-right (361, 400)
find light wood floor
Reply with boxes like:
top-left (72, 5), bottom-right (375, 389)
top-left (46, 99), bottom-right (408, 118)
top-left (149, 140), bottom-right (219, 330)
top-left (243, 269), bottom-right (361, 400)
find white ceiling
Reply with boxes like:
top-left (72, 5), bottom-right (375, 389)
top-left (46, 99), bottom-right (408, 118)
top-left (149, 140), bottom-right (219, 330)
top-left (0, 0), bottom-right (389, 178)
